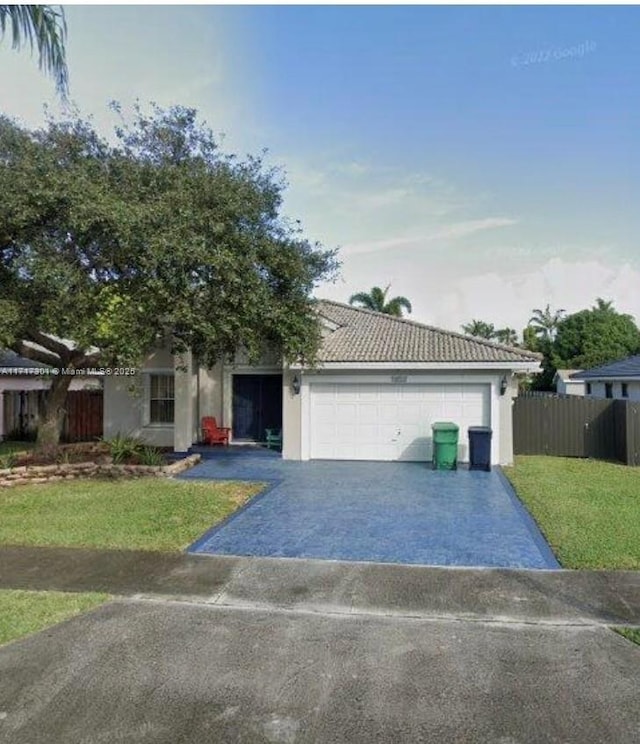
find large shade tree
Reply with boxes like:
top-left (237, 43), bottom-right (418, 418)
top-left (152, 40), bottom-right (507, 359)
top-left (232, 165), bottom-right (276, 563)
top-left (0, 5), bottom-right (68, 97)
top-left (552, 298), bottom-right (640, 370)
top-left (0, 105), bottom-right (338, 444)
top-left (348, 285), bottom-right (412, 317)
top-left (522, 298), bottom-right (640, 390)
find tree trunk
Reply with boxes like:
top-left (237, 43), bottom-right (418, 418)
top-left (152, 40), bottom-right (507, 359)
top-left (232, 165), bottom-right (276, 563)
top-left (36, 373), bottom-right (73, 447)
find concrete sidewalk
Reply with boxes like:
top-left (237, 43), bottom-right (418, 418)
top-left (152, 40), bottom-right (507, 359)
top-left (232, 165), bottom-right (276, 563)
top-left (1, 545), bottom-right (639, 626)
top-left (2, 547), bottom-right (640, 743)
top-left (1, 598), bottom-right (640, 744)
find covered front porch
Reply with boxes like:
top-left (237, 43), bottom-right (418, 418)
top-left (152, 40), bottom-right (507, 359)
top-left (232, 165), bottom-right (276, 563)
top-left (173, 350), bottom-right (288, 453)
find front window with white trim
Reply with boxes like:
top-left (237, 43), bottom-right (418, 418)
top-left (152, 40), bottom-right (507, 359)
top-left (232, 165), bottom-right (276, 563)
top-left (149, 374), bottom-right (175, 424)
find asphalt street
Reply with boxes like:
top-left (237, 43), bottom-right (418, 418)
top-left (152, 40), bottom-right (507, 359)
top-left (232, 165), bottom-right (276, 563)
top-left (1, 554), bottom-right (639, 743)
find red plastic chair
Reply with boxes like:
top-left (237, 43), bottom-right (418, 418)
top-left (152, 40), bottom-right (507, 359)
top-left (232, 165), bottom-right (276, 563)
top-left (201, 417), bottom-right (230, 446)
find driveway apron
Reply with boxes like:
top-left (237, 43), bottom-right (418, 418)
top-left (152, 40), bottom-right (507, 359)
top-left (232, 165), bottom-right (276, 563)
top-left (181, 449), bottom-right (559, 569)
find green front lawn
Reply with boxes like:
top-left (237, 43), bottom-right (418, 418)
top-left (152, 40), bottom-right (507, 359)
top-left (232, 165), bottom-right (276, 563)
top-left (0, 590), bottom-right (109, 646)
top-left (504, 456), bottom-right (640, 570)
top-left (0, 477), bottom-right (261, 551)
top-left (614, 628), bottom-right (640, 647)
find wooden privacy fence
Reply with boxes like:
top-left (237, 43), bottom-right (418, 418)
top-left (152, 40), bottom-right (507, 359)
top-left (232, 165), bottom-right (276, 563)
top-left (2, 390), bottom-right (103, 442)
top-left (513, 394), bottom-right (640, 466)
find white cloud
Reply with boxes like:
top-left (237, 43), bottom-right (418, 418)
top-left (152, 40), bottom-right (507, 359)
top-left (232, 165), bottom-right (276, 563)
top-left (431, 217), bottom-right (518, 241)
top-left (317, 258), bottom-right (640, 336)
top-left (0, 6), bottom-right (255, 151)
top-left (438, 258), bottom-right (640, 332)
top-left (278, 157), bottom-right (474, 254)
top-left (340, 217), bottom-right (518, 257)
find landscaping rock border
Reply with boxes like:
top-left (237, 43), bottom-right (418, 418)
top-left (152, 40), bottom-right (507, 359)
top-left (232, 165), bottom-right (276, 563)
top-left (0, 454), bottom-right (201, 488)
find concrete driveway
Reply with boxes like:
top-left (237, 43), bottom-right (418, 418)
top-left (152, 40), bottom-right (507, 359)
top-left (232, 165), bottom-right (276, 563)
top-left (1, 563), bottom-right (640, 744)
top-left (181, 449), bottom-right (558, 569)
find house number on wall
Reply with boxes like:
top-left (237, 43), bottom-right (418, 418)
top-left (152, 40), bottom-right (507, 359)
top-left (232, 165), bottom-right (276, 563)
top-left (391, 375), bottom-right (408, 384)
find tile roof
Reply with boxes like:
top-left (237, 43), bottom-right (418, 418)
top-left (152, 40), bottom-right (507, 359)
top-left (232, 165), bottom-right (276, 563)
top-left (570, 355), bottom-right (640, 380)
top-left (315, 300), bottom-right (542, 364)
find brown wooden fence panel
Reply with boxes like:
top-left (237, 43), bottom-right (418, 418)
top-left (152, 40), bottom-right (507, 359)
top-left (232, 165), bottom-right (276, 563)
top-left (622, 401), bottom-right (640, 467)
top-left (2, 390), bottom-right (103, 442)
top-left (61, 391), bottom-right (103, 442)
top-left (513, 395), bottom-right (623, 462)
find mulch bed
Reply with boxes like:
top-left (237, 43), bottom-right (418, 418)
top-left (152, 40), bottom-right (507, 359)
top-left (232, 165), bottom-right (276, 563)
top-left (8, 442), bottom-right (173, 467)
top-left (0, 443), bottom-right (201, 488)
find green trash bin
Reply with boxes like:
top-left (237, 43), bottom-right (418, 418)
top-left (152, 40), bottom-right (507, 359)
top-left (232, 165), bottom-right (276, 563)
top-left (431, 422), bottom-right (459, 470)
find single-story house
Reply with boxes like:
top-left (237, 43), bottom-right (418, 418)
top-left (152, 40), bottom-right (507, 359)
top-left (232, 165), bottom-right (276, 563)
top-left (570, 355), bottom-right (640, 400)
top-left (0, 350), bottom-right (102, 440)
top-left (553, 369), bottom-right (585, 396)
top-left (103, 300), bottom-right (542, 465)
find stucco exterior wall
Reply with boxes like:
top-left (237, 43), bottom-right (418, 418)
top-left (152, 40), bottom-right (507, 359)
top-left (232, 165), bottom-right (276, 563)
top-left (498, 374), bottom-right (518, 466)
top-left (198, 362), bottom-right (224, 424)
top-left (102, 342), bottom-right (524, 465)
top-left (556, 380), bottom-right (585, 396)
top-left (103, 375), bottom-right (149, 442)
top-left (625, 382), bottom-right (640, 401)
top-left (144, 346), bottom-right (174, 369)
top-left (586, 380), bottom-right (640, 401)
top-left (103, 345), bottom-right (175, 447)
top-left (174, 351), bottom-right (197, 452)
top-left (103, 345), bottom-right (281, 448)
top-left (282, 369), bottom-right (302, 460)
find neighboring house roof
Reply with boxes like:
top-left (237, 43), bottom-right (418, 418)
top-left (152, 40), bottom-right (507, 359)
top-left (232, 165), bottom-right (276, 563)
top-left (0, 350), bottom-right (51, 371)
top-left (553, 369), bottom-right (583, 383)
top-left (314, 300), bottom-right (542, 364)
top-left (570, 355), bottom-right (640, 380)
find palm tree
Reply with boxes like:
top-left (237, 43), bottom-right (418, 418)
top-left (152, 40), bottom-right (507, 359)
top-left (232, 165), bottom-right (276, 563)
top-left (494, 327), bottom-right (519, 346)
top-left (0, 5), bottom-right (68, 98)
top-left (349, 285), bottom-right (412, 317)
top-left (528, 304), bottom-right (565, 341)
top-left (461, 320), bottom-right (496, 339)
top-left (593, 297), bottom-right (614, 312)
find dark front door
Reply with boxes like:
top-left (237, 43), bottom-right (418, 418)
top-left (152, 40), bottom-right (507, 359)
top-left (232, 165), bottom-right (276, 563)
top-left (232, 374), bottom-right (283, 441)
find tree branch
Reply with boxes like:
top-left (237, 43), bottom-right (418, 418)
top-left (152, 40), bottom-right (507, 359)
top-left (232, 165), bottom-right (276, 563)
top-left (9, 340), bottom-right (59, 367)
top-left (24, 331), bottom-right (73, 362)
top-left (70, 349), bottom-right (102, 369)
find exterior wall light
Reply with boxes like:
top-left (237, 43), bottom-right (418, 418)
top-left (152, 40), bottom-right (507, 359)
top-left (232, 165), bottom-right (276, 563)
top-left (291, 374), bottom-right (301, 395)
top-left (500, 375), bottom-right (508, 396)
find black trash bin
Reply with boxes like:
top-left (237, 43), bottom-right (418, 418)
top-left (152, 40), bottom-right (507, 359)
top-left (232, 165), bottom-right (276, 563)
top-left (468, 426), bottom-right (492, 471)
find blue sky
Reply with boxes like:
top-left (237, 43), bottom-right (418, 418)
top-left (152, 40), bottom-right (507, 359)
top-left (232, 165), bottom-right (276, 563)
top-left (1, 5), bottom-right (638, 334)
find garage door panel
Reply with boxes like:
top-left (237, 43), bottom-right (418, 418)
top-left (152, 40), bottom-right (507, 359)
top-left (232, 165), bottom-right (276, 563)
top-left (358, 404), bottom-right (380, 424)
top-left (356, 387), bottom-right (379, 400)
top-left (313, 406), bottom-right (338, 424)
top-left (310, 382), bottom-right (490, 462)
top-left (335, 404), bottom-right (357, 423)
top-left (379, 423), bottom-right (400, 437)
top-left (399, 437), bottom-right (430, 461)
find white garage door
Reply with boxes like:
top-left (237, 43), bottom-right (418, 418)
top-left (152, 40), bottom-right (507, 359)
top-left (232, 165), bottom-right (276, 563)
top-left (309, 382), bottom-right (490, 461)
